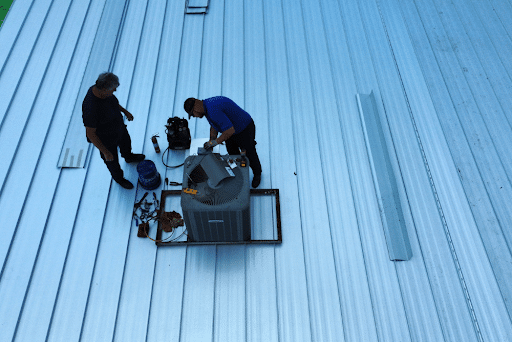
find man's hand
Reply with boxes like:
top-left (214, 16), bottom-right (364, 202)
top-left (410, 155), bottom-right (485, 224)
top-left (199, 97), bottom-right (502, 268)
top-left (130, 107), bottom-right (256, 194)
top-left (203, 140), bottom-right (218, 150)
top-left (119, 105), bottom-right (134, 121)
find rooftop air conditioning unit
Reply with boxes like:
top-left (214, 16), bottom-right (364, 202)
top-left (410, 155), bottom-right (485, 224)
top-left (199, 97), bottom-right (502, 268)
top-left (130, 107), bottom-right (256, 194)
top-left (181, 150), bottom-right (251, 242)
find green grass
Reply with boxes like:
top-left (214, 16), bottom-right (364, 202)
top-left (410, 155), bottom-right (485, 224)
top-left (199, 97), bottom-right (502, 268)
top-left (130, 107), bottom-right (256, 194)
top-left (0, 0), bottom-right (14, 28)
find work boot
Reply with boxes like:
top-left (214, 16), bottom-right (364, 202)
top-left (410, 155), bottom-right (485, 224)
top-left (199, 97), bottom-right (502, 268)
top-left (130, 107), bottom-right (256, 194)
top-left (115, 178), bottom-right (134, 189)
top-left (251, 173), bottom-right (261, 188)
top-left (124, 153), bottom-right (145, 163)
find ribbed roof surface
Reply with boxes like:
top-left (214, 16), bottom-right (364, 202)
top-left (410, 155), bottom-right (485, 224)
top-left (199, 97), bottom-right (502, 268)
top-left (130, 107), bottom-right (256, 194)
top-left (1, 0), bottom-right (512, 341)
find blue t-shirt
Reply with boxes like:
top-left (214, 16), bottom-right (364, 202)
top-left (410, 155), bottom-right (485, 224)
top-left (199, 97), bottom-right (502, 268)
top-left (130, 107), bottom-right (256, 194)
top-left (202, 96), bottom-right (252, 133)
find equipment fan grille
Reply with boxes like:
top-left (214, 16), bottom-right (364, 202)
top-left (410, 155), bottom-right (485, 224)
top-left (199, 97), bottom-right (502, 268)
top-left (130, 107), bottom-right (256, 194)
top-left (192, 166), bottom-right (244, 206)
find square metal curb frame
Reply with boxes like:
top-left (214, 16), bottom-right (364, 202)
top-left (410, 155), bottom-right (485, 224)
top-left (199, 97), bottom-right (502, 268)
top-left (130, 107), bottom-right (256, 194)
top-left (156, 189), bottom-right (282, 246)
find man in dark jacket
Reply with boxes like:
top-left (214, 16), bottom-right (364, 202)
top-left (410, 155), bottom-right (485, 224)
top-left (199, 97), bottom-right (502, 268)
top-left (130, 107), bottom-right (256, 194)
top-left (82, 72), bottom-right (145, 189)
top-left (184, 96), bottom-right (262, 188)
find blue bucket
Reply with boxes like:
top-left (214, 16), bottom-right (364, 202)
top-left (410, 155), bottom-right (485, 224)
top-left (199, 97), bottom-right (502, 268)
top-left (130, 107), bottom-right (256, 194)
top-left (136, 160), bottom-right (161, 190)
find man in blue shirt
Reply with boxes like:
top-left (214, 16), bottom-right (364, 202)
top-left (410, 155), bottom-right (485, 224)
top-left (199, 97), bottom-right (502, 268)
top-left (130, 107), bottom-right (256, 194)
top-left (184, 96), bottom-right (262, 188)
top-left (83, 72), bottom-right (145, 189)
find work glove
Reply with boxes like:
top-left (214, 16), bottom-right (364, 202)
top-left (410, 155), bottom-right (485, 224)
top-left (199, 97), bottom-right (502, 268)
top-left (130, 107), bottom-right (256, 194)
top-left (203, 139), bottom-right (218, 150)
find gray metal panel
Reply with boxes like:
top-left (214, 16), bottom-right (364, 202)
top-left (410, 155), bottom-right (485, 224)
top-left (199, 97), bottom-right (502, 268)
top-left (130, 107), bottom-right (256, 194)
top-left (357, 92), bottom-right (412, 261)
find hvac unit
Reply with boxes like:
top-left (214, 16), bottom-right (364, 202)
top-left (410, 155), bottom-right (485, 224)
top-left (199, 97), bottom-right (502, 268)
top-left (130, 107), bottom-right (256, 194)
top-left (181, 150), bottom-right (251, 242)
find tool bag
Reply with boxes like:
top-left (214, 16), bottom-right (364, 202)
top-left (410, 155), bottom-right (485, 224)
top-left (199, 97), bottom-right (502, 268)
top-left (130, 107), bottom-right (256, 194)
top-left (137, 159), bottom-right (161, 190)
top-left (165, 117), bottom-right (191, 150)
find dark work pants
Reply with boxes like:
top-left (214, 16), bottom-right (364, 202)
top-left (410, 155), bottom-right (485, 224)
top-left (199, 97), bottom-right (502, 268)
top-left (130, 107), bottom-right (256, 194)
top-left (99, 125), bottom-right (133, 181)
top-left (225, 120), bottom-right (262, 175)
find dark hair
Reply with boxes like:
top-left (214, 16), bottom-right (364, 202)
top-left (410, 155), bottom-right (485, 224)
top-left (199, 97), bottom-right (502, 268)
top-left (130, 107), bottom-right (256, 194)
top-left (184, 98), bottom-right (196, 115)
top-left (95, 72), bottom-right (120, 90)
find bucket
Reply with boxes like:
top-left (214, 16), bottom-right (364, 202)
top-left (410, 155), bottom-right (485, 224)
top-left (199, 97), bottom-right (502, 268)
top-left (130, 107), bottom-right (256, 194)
top-left (137, 160), bottom-right (161, 190)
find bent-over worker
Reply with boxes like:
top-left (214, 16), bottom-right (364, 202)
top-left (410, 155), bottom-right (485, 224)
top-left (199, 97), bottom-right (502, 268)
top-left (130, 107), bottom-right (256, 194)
top-left (184, 96), bottom-right (262, 188)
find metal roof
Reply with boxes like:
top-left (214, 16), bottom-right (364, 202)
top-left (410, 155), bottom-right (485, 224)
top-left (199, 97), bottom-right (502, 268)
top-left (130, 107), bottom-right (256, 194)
top-left (1, 0), bottom-right (512, 341)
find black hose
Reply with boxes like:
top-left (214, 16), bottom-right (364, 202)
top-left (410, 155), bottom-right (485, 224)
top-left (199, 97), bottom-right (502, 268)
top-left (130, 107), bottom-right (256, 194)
top-left (161, 147), bottom-right (185, 169)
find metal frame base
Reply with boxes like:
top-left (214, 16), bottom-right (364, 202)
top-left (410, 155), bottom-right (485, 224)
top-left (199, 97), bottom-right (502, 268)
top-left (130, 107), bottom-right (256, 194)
top-left (156, 189), bottom-right (282, 246)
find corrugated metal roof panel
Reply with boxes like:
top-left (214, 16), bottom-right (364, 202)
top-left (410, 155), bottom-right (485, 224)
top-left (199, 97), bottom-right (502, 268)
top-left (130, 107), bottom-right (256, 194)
top-left (1, 0), bottom-right (512, 341)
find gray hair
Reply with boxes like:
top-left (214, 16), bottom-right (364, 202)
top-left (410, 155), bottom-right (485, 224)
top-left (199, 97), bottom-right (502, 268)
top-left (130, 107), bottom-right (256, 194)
top-left (95, 72), bottom-right (120, 90)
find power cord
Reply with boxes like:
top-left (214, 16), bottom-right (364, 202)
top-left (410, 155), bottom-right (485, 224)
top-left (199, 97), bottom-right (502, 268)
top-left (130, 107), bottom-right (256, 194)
top-left (161, 147), bottom-right (185, 169)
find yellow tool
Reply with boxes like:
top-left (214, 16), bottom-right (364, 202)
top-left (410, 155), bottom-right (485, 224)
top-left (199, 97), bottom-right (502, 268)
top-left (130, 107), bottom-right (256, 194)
top-left (183, 188), bottom-right (198, 195)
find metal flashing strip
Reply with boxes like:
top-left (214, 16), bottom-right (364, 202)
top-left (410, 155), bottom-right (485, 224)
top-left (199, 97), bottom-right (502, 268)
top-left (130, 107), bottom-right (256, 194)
top-left (357, 92), bottom-right (412, 261)
top-left (156, 189), bottom-right (282, 246)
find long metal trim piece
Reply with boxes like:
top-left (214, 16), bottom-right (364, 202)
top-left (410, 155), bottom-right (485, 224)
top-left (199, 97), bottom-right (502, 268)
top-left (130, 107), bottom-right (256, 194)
top-left (357, 92), bottom-right (412, 261)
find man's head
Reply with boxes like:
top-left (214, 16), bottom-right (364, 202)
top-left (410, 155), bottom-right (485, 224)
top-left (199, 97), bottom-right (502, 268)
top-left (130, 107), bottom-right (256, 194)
top-left (94, 72), bottom-right (120, 98)
top-left (184, 98), bottom-right (205, 119)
